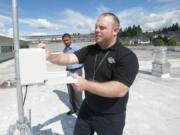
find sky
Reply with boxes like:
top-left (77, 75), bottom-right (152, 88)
top-left (0, 0), bottom-right (180, 36)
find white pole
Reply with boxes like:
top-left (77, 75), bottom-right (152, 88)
top-left (12, 0), bottom-right (25, 134)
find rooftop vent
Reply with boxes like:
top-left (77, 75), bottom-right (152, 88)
top-left (0, 79), bottom-right (16, 88)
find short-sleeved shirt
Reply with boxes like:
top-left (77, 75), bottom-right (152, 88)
top-left (63, 43), bottom-right (83, 70)
top-left (74, 41), bottom-right (139, 113)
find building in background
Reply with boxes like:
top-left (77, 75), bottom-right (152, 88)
top-left (23, 33), bottom-right (95, 52)
top-left (0, 34), bottom-right (29, 62)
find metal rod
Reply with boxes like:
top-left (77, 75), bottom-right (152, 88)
top-left (12, 0), bottom-right (25, 134)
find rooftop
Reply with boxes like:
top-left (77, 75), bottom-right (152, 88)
top-left (0, 49), bottom-right (180, 135)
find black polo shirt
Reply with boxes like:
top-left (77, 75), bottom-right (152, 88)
top-left (74, 41), bottom-right (139, 113)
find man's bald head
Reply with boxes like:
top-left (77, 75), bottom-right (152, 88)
top-left (99, 12), bottom-right (120, 28)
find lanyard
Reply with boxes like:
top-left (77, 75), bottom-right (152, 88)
top-left (93, 51), bottom-right (110, 80)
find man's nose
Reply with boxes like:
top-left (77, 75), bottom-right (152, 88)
top-left (95, 27), bottom-right (100, 33)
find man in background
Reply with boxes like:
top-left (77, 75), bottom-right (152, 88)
top-left (62, 33), bottom-right (83, 115)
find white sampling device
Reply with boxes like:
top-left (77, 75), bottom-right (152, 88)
top-left (18, 48), bottom-right (78, 86)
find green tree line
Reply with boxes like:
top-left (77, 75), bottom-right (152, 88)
top-left (118, 23), bottom-right (179, 46)
top-left (118, 23), bottom-right (180, 37)
top-left (118, 25), bottom-right (142, 37)
top-left (155, 23), bottom-right (180, 34)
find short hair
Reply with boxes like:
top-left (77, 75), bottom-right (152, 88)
top-left (100, 12), bottom-right (120, 27)
top-left (62, 33), bottom-right (71, 39)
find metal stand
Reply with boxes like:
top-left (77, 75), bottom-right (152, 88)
top-left (7, 116), bottom-right (32, 135)
top-left (7, 0), bottom-right (32, 135)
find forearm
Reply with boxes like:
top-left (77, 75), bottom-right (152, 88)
top-left (85, 80), bottom-right (128, 98)
top-left (47, 53), bottom-right (78, 65)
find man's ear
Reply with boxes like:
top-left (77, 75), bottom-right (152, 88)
top-left (115, 26), bottom-right (120, 32)
top-left (114, 27), bottom-right (120, 36)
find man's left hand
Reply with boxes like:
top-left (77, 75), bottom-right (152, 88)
top-left (73, 76), bottom-right (87, 92)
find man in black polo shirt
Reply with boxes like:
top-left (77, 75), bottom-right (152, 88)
top-left (38, 12), bottom-right (139, 135)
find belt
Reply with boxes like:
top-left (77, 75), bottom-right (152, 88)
top-left (66, 67), bottom-right (82, 71)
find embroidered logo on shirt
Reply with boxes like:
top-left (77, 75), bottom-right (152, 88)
top-left (107, 57), bottom-right (116, 64)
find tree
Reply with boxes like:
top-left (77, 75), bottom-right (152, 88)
top-left (168, 38), bottom-right (177, 46)
top-left (146, 32), bottom-right (153, 43)
top-left (171, 23), bottom-right (179, 31)
top-left (157, 23), bottom-right (179, 33)
top-left (118, 25), bottom-right (143, 37)
top-left (163, 36), bottom-right (168, 44)
top-left (137, 25), bottom-right (142, 35)
top-left (153, 38), bottom-right (164, 46)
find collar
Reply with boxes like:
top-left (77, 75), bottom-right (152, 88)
top-left (95, 39), bottom-right (121, 52)
top-left (65, 43), bottom-right (75, 49)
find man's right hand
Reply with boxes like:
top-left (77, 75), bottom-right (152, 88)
top-left (37, 43), bottom-right (79, 65)
top-left (37, 43), bottom-right (50, 59)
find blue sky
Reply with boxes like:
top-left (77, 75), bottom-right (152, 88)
top-left (0, 0), bottom-right (180, 36)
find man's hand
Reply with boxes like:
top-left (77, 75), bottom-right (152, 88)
top-left (37, 43), bottom-right (50, 59)
top-left (73, 76), bottom-right (88, 92)
top-left (73, 78), bottom-right (129, 98)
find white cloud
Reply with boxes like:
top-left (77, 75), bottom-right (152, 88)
top-left (155, 0), bottom-right (176, 3)
top-left (143, 10), bottom-right (180, 31)
top-left (1, 14), bottom-right (61, 35)
top-left (0, 15), bottom-right (11, 35)
top-left (0, 23), bottom-right (7, 34)
top-left (1, 4), bottom-right (179, 35)
top-left (60, 9), bottom-right (95, 33)
top-left (7, 28), bottom-right (13, 36)
top-left (0, 23), bottom-right (13, 36)
top-left (0, 15), bottom-right (11, 22)
top-left (117, 8), bottom-right (180, 31)
top-left (117, 8), bottom-right (144, 28)
top-left (20, 18), bottom-right (60, 30)
top-left (31, 32), bottom-right (47, 36)
top-left (97, 5), bottom-right (110, 14)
